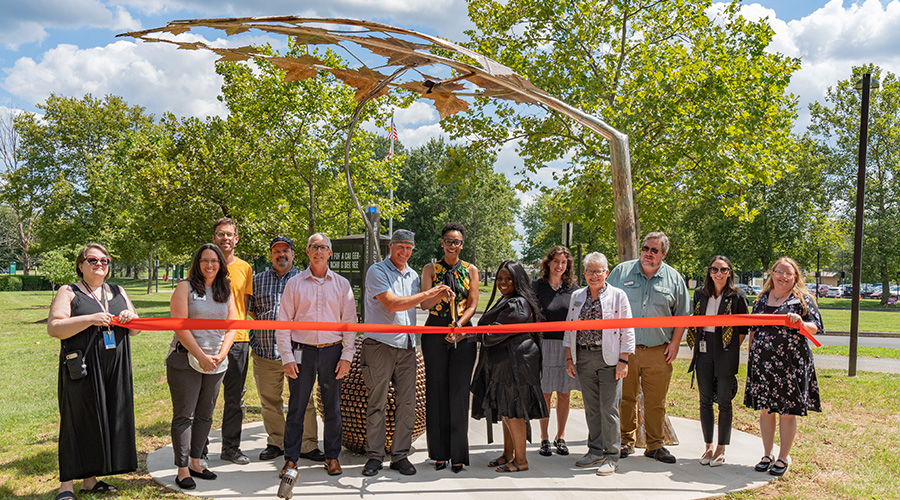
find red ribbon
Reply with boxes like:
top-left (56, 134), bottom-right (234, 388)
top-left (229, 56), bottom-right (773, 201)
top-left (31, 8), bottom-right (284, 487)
top-left (112, 314), bottom-right (820, 347)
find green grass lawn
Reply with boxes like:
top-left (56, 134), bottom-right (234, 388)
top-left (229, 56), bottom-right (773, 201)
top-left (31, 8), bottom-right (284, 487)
top-left (2, 281), bottom-right (900, 499)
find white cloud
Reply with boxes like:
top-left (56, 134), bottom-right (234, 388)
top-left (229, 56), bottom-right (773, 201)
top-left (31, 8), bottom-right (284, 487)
top-left (739, 0), bottom-right (900, 131)
top-left (1, 39), bottom-right (227, 118)
top-left (1, 0), bottom-right (141, 50)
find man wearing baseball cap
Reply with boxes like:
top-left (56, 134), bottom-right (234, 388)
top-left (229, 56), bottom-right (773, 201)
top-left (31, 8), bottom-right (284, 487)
top-left (360, 229), bottom-right (453, 477)
top-left (248, 236), bottom-right (322, 464)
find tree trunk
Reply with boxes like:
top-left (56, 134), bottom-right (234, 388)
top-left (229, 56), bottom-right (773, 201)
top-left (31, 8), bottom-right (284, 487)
top-left (147, 244), bottom-right (153, 295)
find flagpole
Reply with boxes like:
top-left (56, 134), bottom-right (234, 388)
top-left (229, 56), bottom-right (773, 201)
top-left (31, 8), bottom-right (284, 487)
top-left (388, 111), bottom-right (395, 236)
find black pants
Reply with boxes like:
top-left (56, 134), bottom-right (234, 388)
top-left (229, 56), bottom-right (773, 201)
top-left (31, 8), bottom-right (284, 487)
top-left (284, 343), bottom-right (343, 461)
top-left (422, 317), bottom-right (477, 465)
top-left (695, 352), bottom-right (737, 446)
top-left (221, 341), bottom-right (250, 452)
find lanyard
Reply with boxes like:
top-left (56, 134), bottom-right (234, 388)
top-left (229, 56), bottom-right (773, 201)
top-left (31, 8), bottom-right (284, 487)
top-left (82, 280), bottom-right (109, 314)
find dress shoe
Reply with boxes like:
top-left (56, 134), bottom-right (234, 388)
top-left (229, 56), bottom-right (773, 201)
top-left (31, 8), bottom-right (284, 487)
top-left (189, 467), bottom-right (217, 480)
top-left (175, 476), bottom-right (196, 490)
top-left (299, 448), bottom-right (326, 462)
top-left (389, 457), bottom-right (417, 475)
top-left (538, 440), bottom-right (552, 456)
top-left (279, 461), bottom-right (297, 479)
top-left (619, 443), bottom-right (635, 458)
top-left (434, 461), bottom-right (447, 471)
top-left (755, 455), bottom-right (774, 472)
top-left (553, 438), bottom-right (569, 456)
top-left (769, 458), bottom-right (789, 476)
top-left (259, 444), bottom-right (284, 460)
top-left (326, 458), bottom-right (343, 476)
top-left (362, 458), bottom-right (383, 476)
top-left (221, 448), bottom-right (250, 465)
top-left (451, 464), bottom-right (464, 473)
top-left (575, 453), bottom-right (604, 467)
top-left (644, 446), bottom-right (676, 464)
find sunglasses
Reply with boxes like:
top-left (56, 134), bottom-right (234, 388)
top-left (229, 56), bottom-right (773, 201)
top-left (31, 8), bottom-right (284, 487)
top-left (86, 257), bottom-right (111, 266)
top-left (641, 245), bottom-right (661, 255)
top-left (709, 266), bottom-right (731, 275)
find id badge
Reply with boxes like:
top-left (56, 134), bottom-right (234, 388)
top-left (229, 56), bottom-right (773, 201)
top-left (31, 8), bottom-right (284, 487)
top-left (292, 348), bottom-right (303, 366)
top-left (699, 340), bottom-right (707, 353)
top-left (103, 329), bottom-right (116, 350)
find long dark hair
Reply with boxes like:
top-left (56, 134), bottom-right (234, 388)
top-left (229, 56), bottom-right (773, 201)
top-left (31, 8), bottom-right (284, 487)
top-left (484, 260), bottom-right (545, 322)
top-left (539, 245), bottom-right (575, 288)
top-left (187, 243), bottom-right (231, 303)
top-left (702, 255), bottom-right (737, 299)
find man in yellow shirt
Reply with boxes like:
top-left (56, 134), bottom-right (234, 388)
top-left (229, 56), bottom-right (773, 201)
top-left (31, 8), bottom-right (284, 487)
top-left (213, 217), bottom-right (254, 465)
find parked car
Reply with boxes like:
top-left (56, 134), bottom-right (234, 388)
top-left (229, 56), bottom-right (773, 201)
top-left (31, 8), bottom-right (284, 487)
top-left (751, 285), bottom-right (762, 295)
top-left (870, 286), bottom-right (900, 300)
top-left (825, 287), bottom-right (842, 298)
top-left (735, 283), bottom-right (753, 295)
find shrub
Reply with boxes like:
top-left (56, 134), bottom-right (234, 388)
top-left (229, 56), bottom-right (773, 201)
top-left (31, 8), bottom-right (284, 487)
top-left (7, 276), bottom-right (23, 291)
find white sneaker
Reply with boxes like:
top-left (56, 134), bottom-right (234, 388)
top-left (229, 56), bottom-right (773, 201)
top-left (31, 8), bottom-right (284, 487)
top-left (575, 453), bottom-right (604, 467)
top-left (596, 459), bottom-right (618, 476)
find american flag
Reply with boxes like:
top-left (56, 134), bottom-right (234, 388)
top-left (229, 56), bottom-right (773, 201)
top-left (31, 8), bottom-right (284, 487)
top-left (387, 116), bottom-right (397, 159)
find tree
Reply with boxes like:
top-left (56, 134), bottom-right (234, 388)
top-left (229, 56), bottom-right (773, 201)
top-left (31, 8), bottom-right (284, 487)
top-left (0, 108), bottom-right (38, 274)
top-left (808, 65), bottom-right (900, 303)
top-left (42, 246), bottom-right (78, 297)
top-left (395, 139), bottom-right (519, 272)
top-left (446, 0), bottom-right (800, 242)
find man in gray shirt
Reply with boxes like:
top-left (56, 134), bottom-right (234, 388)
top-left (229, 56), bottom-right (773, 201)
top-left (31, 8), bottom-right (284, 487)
top-left (359, 229), bottom-right (452, 477)
top-left (607, 232), bottom-right (690, 464)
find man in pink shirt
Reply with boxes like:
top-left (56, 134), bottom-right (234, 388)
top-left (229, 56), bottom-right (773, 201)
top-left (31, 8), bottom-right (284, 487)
top-left (276, 233), bottom-right (357, 478)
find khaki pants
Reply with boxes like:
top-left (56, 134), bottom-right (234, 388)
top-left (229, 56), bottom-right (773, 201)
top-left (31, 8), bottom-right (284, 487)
top-left (360, 338), bottom-right (417, 461)
top-left (619, 343), bottom-right (673, 451)
top-left (252, 353), bottom-right (318, 452)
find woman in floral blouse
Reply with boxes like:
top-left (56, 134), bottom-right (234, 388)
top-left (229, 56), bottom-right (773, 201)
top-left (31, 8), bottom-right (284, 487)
top-left (744, 256), bottom-right (822, 477)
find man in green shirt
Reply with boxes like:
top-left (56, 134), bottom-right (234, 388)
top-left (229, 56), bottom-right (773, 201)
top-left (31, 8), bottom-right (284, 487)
top-left (606, 232), bottom-right (690, 464)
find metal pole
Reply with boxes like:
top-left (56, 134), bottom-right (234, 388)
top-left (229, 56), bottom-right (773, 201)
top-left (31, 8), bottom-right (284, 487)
top-left (849, 73), bottom-right (872, 377)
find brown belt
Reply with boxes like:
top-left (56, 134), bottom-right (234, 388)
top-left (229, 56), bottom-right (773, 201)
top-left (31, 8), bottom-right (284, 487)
top-left (292, 340), bottom-right (342, 349)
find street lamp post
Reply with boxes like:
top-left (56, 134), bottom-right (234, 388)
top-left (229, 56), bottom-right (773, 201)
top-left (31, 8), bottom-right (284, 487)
top-left (849, 73), bottom-right (879, 377)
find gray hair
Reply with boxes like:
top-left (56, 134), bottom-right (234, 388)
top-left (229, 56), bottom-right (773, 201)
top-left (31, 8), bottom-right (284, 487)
top-left (307, 233), bottom-right (331, 249)
top-left (583, 252), bottom-right (609, 271)
top-left (642, 232), bottom-right (670, 254)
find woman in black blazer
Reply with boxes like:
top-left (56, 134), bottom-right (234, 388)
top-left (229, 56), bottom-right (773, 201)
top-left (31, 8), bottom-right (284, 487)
top-left (688, 255), bottom-right (748, 467)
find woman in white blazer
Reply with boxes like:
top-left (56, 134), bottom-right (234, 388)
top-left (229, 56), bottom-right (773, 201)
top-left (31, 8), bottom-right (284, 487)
top-left (563, 252), bottom-right (635, 476)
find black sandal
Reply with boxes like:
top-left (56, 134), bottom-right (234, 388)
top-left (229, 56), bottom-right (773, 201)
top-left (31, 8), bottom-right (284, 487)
top-left (79, 480), bottom-right (118, 493)
top-left (55, 492), bottom-right (75, 500)
top-left (488, 456), bottom-right (510, 467)
top-left (754, 455), bottom-right (774, 472)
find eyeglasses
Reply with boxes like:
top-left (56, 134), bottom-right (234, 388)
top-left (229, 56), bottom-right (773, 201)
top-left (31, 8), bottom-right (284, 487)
top-left (709, 266), bottom-right (731, 275)
top-left (200, 259), bottom-right (219, 266)
top-left (307, 244), bottom-right (331, 252)
top-left (214, 231), bottom-right (236, 239)
top-left (641, 245), bottom-right (661, 255)
top-left (85, 257), bottom-right (111, 266)
top-left (585, 269), bottom-right (608, 276)
top-left (772, 270), bottom-right (795, 277)
top-left (442, 239), bottom-right (464, 247)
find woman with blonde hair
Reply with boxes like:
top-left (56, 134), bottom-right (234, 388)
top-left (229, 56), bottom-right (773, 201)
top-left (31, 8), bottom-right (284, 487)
top-left (744, 257), bottom-right (822, 477)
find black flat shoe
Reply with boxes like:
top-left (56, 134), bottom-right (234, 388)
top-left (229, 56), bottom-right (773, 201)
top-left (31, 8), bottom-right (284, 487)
top-left (769, 459), bottom-right (789, 476)
top-left (554, 438), bottom-right (569, 456)
top-left (754, 455), bottom-right (774, 472)
top-left (175, 476), bottom-right (196, 490)
top-left (434, 461), bottom-right (447, 471)
top-left (451, 464), bottom-right (464, 473)
top-left (539, 440), bottom-right (552, 456)
top-left (189, 467), bottom-right (217, 480)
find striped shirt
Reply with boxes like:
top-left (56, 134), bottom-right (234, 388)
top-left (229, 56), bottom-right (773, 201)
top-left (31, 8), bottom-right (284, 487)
top-left (248, 266), bottom-right (301, 360)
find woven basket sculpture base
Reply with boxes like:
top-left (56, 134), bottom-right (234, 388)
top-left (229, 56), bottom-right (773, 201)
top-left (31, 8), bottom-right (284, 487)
top-left (318, 337), bottom-right (427, 455)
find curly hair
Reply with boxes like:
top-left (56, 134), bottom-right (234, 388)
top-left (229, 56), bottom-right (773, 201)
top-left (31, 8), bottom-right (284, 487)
top-left (539, 245), bottom-right (575, 288)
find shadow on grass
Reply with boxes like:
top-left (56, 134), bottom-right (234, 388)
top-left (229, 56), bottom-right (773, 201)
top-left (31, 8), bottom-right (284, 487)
top-left (137, 420), bottom-right (170, 439)
top-left (0, 448), bottom-right (57, 477)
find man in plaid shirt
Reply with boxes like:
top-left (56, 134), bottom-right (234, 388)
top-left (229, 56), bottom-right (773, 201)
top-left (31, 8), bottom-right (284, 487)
top-left (248, 236), bottom-right (323, 462)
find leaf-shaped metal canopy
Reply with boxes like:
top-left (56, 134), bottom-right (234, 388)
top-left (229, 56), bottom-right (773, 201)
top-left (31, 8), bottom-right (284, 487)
top-left (119, 16), bottom-right (638, 261)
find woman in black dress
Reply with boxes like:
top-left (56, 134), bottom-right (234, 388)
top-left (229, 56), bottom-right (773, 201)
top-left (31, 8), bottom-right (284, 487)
top-left (420, 222), bottom-right (480, 473)
top-left (687, 255), bottom-right (748, 467)
top-left (533, 246), bottom-right (578, 456)
top-left (745, 256), bottom-right (822, 477)
top-left (471, 260), bottom-right (548, 473)
top-left (47, 243), bottom-right (140, 500)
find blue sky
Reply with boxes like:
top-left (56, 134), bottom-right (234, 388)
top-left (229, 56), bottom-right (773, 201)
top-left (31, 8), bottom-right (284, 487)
top-left (2, 0), bottom-right (899, 211)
